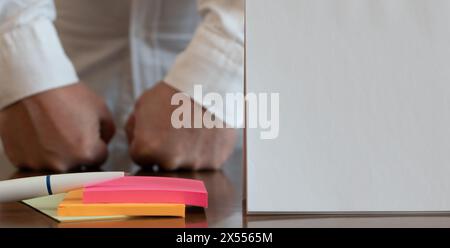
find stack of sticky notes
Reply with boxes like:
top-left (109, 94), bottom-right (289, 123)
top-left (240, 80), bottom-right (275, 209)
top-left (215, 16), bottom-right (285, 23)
top-left (56, 176), bottom-right (208, 218)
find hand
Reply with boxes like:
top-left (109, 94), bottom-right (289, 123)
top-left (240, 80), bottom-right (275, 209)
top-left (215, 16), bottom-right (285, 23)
top-left (0, 83), bottom-right (115, 172)
top-left (126, 82), bottom-right (237, 171)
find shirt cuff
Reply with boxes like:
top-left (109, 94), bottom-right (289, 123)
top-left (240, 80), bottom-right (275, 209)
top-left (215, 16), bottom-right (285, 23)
top-left (0, 19), bottom-right (79, 110)
top-left (164, 24), bottom-right (244, 128)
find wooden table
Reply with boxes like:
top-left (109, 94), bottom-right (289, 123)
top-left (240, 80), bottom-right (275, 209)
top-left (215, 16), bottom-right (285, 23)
top-left (3, 150), bottom-right (450, 228)
top-left (0, 151), bottom-right (244, 228)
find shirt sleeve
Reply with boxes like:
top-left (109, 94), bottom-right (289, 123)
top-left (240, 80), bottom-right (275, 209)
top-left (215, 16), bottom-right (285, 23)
top-left (164, 0), bottom-right (244, 128)
top-left (0, 0), bottom-right (79, 110)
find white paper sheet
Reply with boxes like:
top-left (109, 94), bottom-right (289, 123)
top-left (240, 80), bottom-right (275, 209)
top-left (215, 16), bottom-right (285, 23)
top-left (246, 0), bottom-right (450, 213)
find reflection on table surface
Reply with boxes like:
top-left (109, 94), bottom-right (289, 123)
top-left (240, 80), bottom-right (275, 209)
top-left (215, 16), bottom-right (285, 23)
top-left (0, 150), bottom-right (243, 228)
top-left (246, 214), bottom-right (450, 228)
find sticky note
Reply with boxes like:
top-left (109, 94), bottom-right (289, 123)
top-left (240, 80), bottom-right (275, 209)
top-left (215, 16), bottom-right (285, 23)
top-left (57, 217), bottom-right (187, 228)
top-left (83, 176), bottom-right (208, 208)
top-left (23, 193), bottom-right (127, 222)
top-left (58, 190), bottom-right (185, 217)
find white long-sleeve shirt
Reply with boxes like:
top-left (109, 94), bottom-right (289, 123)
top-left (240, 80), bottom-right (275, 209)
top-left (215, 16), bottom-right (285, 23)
top-left (0, 0), bottom-right (244, 170)
top-left (0, 0), bottom-right (244, 120)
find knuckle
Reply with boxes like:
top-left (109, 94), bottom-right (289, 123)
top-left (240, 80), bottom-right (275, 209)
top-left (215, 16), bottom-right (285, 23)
top-left (159, 157), bottom-right (181, 171)
top-left (73, 142), bottom-right (104, 165)
top-left (209, 163), bottom-right (223, 171)
top-left (74, 147), bottom-right (95, 162)
top-left (45, 158), bottom-right (70, 172)
top-left (191, 160), bottom-right (204, 171)
top-left (129, 148), bottom-right (146, 165)
top-left (194, 158), bottom-right (224, 171)
top-left (129, 142), bottom-right (146, 161)
top-left (130, 145), bottom-right (156, 166)
top-left (23, 160), bottom-right (39, 170)
top-left (211, 158), bottom-right (226, 170)
top-left (130, 139), bottom-right (159, 158)
top-left (48, 164), bottom-right (67, 173)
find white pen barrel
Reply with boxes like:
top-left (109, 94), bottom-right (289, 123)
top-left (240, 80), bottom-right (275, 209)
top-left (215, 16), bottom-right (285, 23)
top-left (50, 172), bottom-right (125, 194)
top-left (0, 172), bottom-right (124, 203)
top-left (0, 176), bottom-right (48, 203)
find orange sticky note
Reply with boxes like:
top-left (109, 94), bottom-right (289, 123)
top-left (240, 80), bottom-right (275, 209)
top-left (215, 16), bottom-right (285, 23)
top-left (57, 190), bottom-right (185, 218)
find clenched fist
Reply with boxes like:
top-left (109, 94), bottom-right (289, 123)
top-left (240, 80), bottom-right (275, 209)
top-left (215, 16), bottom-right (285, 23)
top-left (126, 82), bottom-right (237, 171)
top-left (0, 83), bottom-right (115, 172)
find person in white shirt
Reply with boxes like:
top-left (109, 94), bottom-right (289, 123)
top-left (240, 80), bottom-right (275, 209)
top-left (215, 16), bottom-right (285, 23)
top-left (0, 0), bottom-right (244, 172)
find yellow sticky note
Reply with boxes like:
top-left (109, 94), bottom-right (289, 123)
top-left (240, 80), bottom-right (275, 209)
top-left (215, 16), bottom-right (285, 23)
top-left (23, 193), bottom-right (127, 223)
top-left (57, 190), bottom-right (185, 218)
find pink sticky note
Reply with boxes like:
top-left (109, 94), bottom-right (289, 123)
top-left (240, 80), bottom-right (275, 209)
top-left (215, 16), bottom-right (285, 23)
top-left (83, 176), bottom-right (208, 208)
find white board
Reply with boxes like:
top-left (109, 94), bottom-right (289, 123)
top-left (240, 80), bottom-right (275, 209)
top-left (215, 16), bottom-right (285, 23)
top-left (246, 0), bottom-right (450, 213)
